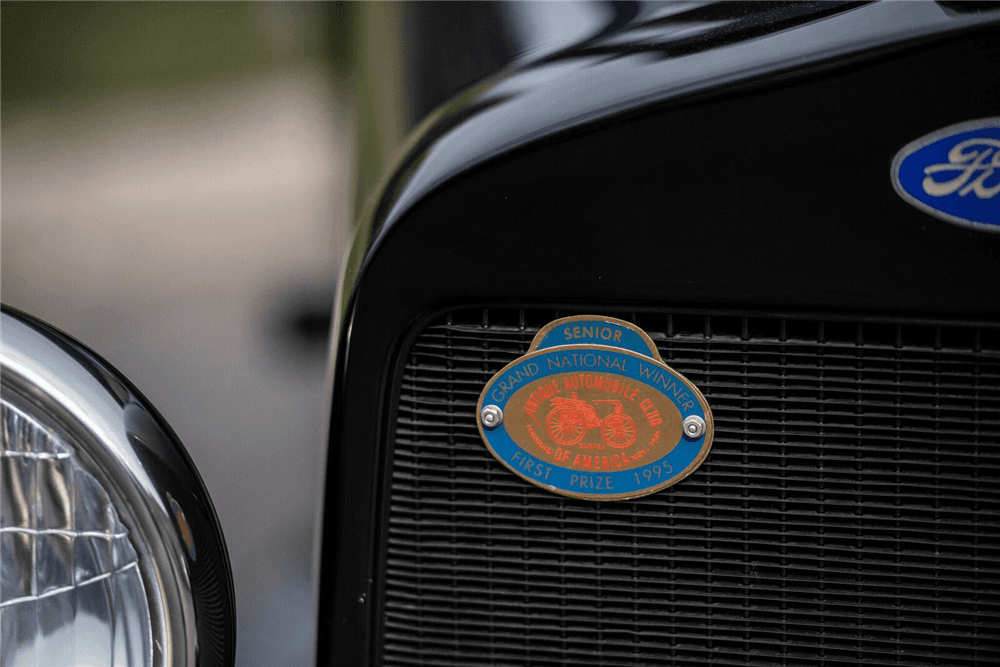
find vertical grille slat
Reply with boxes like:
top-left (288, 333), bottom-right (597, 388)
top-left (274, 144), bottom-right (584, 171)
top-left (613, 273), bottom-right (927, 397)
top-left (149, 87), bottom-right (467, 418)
top-left (381, 309), bottom-right (1000, 666)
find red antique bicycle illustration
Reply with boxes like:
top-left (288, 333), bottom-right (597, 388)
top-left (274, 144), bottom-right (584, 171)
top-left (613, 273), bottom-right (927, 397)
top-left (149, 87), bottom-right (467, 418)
top-left (545, 393), bottom-right (637, 448)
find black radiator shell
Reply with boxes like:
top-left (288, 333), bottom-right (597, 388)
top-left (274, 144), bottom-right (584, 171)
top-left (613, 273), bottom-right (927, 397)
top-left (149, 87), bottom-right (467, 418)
top-left (318, 10), bottom-right (1000, 665)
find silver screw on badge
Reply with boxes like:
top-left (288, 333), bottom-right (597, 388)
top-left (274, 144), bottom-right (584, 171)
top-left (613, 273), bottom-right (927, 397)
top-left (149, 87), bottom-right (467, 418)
top-left (481, 405), bottom-right (504, 429)
top-left (682, 415), bottom-right (706, 439)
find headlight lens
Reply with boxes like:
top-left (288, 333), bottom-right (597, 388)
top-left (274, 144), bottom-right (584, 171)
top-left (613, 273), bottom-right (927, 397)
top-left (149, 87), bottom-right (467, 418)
top-left (1, 402), bottom-right (152, 666)
top-left (1, 307), bottom-right (235, 667)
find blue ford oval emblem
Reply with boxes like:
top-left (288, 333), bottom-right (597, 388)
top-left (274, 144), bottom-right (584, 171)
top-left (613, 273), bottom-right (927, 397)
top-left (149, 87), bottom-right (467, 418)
top-left (892, 118), bottom-right (1000, 231)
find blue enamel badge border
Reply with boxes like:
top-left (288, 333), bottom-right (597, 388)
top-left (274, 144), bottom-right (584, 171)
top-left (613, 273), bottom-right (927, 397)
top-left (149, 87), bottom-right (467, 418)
top-left (481, 345), bottom-right (709, 498)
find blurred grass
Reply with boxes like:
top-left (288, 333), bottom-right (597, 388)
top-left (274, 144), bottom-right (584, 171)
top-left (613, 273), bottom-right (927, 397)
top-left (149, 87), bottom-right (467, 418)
top-left (1, 2), bottom-right (356, 105)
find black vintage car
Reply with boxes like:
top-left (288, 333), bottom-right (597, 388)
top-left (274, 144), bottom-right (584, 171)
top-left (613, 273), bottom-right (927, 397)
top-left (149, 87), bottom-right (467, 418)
top-left (2, 3), bottom-right (998, 666)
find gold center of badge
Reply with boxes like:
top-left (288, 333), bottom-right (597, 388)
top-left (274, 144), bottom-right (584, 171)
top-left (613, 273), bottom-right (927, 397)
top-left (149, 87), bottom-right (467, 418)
top-left (476, 316), bottom-right (714, 501)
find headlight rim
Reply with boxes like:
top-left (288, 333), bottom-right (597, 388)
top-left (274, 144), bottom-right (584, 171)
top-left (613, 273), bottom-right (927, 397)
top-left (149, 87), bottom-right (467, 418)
top-left (1, 305), bottom-right (236, 667)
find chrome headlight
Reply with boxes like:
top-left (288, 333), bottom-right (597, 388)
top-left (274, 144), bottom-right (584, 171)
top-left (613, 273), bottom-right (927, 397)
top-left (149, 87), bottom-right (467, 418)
top-left (1, 307), bottom-right (235, 666)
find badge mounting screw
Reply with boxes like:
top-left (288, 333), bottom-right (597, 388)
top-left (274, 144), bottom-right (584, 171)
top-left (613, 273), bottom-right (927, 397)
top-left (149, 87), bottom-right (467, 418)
top-left (682, 415), bottom-right (706, 439)
top-left (481, 405), bottom-right (504, 429)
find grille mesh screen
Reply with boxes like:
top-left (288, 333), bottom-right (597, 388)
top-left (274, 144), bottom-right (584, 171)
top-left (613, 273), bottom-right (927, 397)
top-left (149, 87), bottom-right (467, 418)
top-left (381, 310), bottom-right (1000, 666)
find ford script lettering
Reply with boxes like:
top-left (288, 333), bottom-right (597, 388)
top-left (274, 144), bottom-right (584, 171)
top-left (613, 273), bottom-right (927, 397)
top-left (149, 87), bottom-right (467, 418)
top-left (922, 139), bottom-right (1000, 198)
top-left (892, 118), bottom-right (1000, 230)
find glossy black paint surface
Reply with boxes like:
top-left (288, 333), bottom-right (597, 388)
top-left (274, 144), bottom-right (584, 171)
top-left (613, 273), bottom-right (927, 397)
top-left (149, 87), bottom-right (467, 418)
top-left (353, 1), bottom-right (995, 261)
top-left (319, 4), bottom-right (1000, 664)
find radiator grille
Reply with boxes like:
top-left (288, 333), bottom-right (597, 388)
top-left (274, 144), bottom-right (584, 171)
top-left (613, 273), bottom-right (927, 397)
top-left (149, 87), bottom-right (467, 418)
top-left (381, 310), bottom-right (1000, 666)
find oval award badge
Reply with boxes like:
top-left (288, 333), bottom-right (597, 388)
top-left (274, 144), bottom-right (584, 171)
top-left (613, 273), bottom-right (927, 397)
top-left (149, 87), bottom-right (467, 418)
top-left (476, 316), bottom-right (713, 500)
top-left (892, 118), bottom-right (1000, 231)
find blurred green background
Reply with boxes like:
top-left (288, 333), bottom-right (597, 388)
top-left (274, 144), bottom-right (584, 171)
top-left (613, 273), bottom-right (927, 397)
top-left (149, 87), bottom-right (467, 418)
top-left (2, 3), bottom-right (353, 103)
top-left (2, 3), bottom-right (401, 666)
